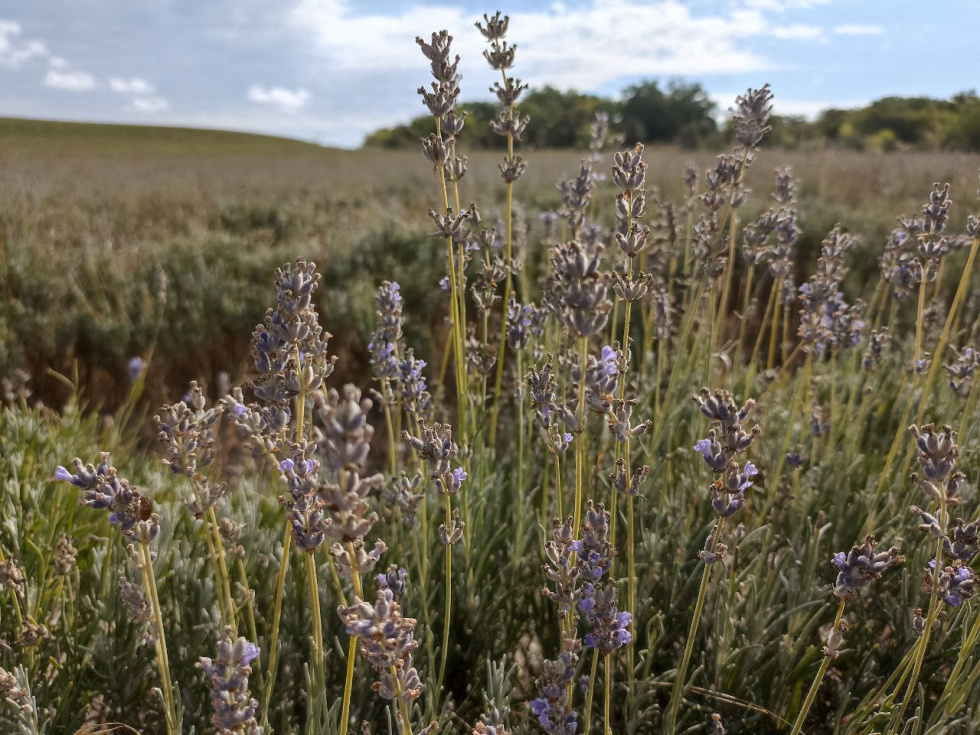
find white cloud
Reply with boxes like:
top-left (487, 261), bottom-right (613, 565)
top-left (110, 77), bottom-right (156, 95)
top-left (0, 19), bottom-right (48, 67)
top-left (737, 0), bottom-right (832, 9)
top-left (290, 1), bottom-right (781, 92)
top-left (248, 85), bottom-right (311, 111)
top-left (834, 24), bottom-right (884, 36)
top-left (129, 96), bottom-right (169, 113)
top-left (770, 24), bottom-right (823, 40)
top-left (44, 69), bottom-right (97, 91)
top-left (48, 56), bottom-right (67, 69)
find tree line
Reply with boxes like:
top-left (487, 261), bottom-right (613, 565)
top-left (364, 81), bottom-right (980, 152)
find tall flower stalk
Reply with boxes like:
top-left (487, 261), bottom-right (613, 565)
top-left (665, 390), bottom-right (759, 734)
top-left (478, 11), bottom-right (529, 446)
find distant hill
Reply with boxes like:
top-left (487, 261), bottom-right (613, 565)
top-left (0, 117), bottom-right (333, 158)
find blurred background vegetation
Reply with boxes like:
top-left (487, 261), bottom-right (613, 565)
top-left (367, 83), bottom-right (980, 153)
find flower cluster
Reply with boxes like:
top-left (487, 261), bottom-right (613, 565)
top-left (155, 381), bottom-right (227, 517)
top-left (548, 240), bottom-right (612, 340)
top-left (404, 421), bottom-right (466, 544)
top-left (692, 389), bottom-right (760, 525)
top-left (798, 226), bottom-right (864, 356)
top-left (55, 453), bottom-right (158, 544)
top-left (832, 536), bottom-right (904, 599)
top-left (338, 585), bottom-right (423, 702)
top-left (367, 281), bottom-right (404, 381)
top-left (909, 424), bottom-right (963, 504)
top-left (574, 502), bottom-right (630, 652)
top-left (925, 561), bottom-right (976, 607)
top-left (542, 516), bottom-right (583, 620)
top-left (197, 630), bottom-right (262, 735)
top-left (315, 385), bottom-right (375, 473)
top-left (529, 641), bottom-right (580, 735)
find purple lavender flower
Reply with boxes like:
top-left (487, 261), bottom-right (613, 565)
top-left (197, 631), bottom-right (262, 734)
top-left (126, 356), bottom-right (147, 382)
top-left (337, 586), bottom-right (422, 702)
top-left (55, 453), bottom-right (158, 543)
top-left (832, 536), bottom-right (904, 599)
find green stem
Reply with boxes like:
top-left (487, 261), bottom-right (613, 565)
top-left (665, 520), bottom-right (725, 734)
top-left (584, 648), bottom-right (599, 734)
top-left (789, 600), bottom-right (846, 735)
top-left (139, 542), bottom-right (177, 735)
top-left (260, 528), bottom-right (292, 731)
top-left (437, 492), bottom-right (453, 698)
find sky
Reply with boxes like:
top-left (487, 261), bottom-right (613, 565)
top-left (0, 0), bottom-right (976, 148)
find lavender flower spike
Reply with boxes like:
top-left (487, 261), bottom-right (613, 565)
top-left (198, 629), bottom-right (263, 735)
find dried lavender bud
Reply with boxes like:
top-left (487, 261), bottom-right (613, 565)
top-left (579, 581), bottom-right (631, 652)
top-left (772, 167), bottom-right (797, 206)
top-left (318, 470), bottom-right (384, 543)
top-left (383, 472), bottom-right (426, 528)
top-left (693, 389), bottom-right (759, 462)
top-left (118, 576), bottom-right (151, 623)
top-left (155, 381), bottom-right (223, 479)
top-left (527, 357), bottom-right (562, 438)
top-left (492, 76), bottom-right (528, 107)
top-left (19, 622), bottom-right (52, 648)
top-left (473, 702), bottom-right (511, 735)
top-left (506, 295), bottom-right (534, 350)
top-left (438, 506), bottom-right (464, 546)
top-left (0, 549), bottom-right (24, 586)
top-left (798, 226), bottom-right (864, 355)
top-left (491, 111), bottom-right (529, 140)
top-left (55, 454), bottom-right (159, 544)
top-left (823, 618), bottom-right (848, 659)
top-left (315, 385), bottom-right (375, 473)
top-left (732, 84), bottom-right (773, 147)
top-left (53, 533), bottom-right (77, 576)
top-left (832, 536), bottom-right (904, 599)
top-left (549, 240), bottom-right (613, 339)
top-left (277, 449), bottom-right (328, 552)
top-left (475, 11), bottom-right (509, 42)
top-left (608, 399), bottom-right (652, 443)
top-left (419, 134), bottom-right (448, 165)
top-left (331, 539), bottom-right (387, 580)
top-left (944, 346), bottom-right (978, 397)
top-left (611, 144), bottom-right (647, 191)
top-left (338, 585), bottom-right (423, 702)
top-left (541, 516), bottom-right (582, 619)
top-left (219, 518), bottom-right (247, 562)
top-left (499, 155), bottom-right (528, 183)
top-left (557, 161), bottom-right (596, 234)
top-left (197, 630), bottom-right (262, 735)
top-left (862, 328), bottom-right (890, 371)
top-left (0, 666), bottom-right (32, 714)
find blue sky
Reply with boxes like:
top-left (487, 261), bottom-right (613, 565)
top-left (0, 1), bottom-right (976, 148)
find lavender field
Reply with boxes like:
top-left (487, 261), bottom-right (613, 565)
top-left (2, 11), bottom-right (980, 735)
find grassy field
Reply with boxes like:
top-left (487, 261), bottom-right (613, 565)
top-left (2, 110), bottom-right (980, 735)
top-left (1, 117), bottom-right (978, 410)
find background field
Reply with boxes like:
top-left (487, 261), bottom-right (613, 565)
top-left (2, 117), bottom-right (978, 412)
